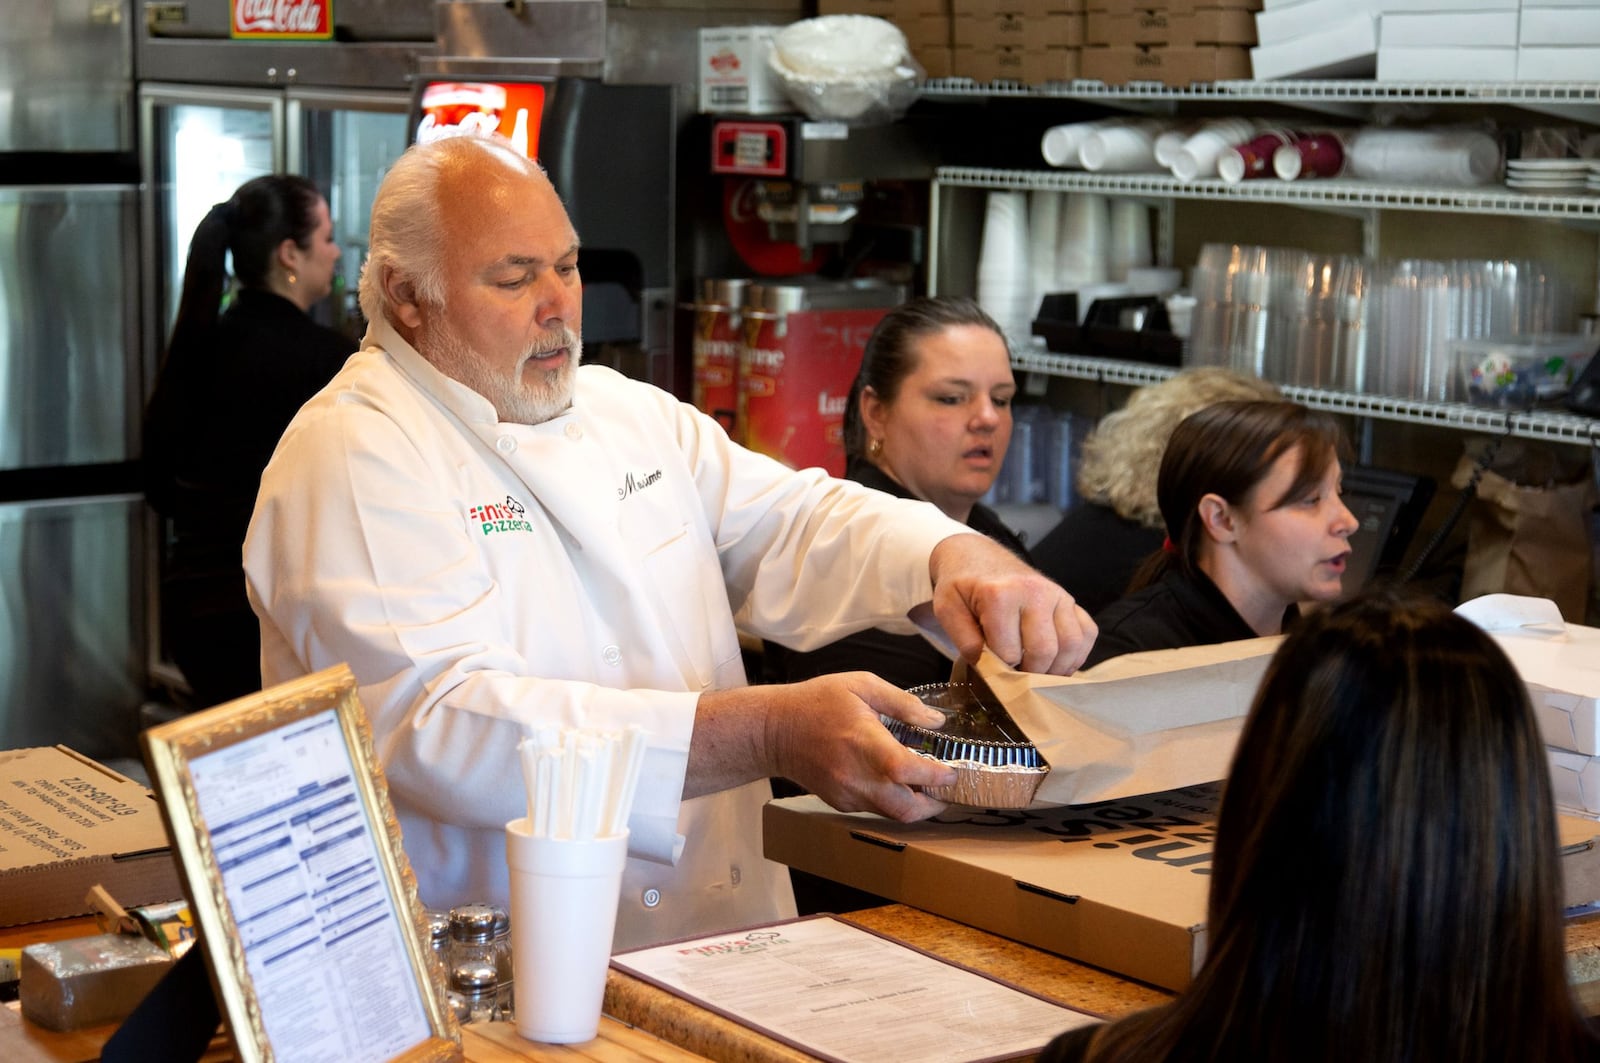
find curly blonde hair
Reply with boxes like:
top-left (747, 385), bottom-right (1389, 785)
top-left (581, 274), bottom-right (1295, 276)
top-left (1076, 367), bottom-right (1280, 528)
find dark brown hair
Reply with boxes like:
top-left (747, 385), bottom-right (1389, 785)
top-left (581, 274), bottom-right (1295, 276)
top-left (1074, 588), bottom-right (1594, 1063)
top-left (1131, 399), bottom-right (1346, 591)
top-left (165, 173), bottom-right (326, 359)
top-left (841, 296), bottom-right (1007, 460)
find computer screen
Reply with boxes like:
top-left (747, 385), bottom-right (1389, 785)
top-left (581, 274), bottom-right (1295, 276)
top-left (1340, 464), bottom-right (1434, 592)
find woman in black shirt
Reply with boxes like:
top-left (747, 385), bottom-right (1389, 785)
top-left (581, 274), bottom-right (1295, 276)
top-left (764, 296), bottom-right (1028, 689)
top-left (1084, 400), bottom-right (1358, 670)
top-left (144, 175), bottom-right (356, 708)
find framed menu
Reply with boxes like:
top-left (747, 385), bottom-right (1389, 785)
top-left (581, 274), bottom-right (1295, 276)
top-left (141, 664), bottom-right (460, 1063)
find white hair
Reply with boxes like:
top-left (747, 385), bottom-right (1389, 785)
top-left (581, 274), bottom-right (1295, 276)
top-left (357, 135), bottom-right (544, 325)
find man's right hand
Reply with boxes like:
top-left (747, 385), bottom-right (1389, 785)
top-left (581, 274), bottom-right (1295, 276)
top-left (688, 673), bottom-right (958, 823)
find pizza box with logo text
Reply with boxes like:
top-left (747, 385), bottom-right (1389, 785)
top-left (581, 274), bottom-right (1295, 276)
top-left (0, 746), bottom-right (182, 927)
top-left (765, 784), bottom-right (1600, 990)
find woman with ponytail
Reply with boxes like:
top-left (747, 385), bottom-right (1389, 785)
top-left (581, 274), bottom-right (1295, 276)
top-left (144, 174), bottom-right (355, 707)
top-left (1082, 399), bottom-right (1358, 669)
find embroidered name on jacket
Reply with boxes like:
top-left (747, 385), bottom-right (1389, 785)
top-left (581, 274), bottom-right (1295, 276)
top-left (617, 468), bottom-right (663, 500)
top-left (470, 496), bottom-right (534, 535)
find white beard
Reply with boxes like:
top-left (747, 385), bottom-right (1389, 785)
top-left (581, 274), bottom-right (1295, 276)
top-left (425, 318), bottom-right (582, 425)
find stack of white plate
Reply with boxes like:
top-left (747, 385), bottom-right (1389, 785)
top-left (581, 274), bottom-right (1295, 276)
top-left (1505, 158), bottom-right (1590, 194)
top-left (1587, 161), bottom-right (1600, 194)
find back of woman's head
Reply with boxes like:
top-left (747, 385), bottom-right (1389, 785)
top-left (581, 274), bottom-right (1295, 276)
top-left (1077, 368), bottom-right (1280, 527)
top-left (167, 174), bottom-right (324, 351)
top-left (1085, 588), bottom-right (1586, 1063)
top-left (841, 296), bottom-right (1006, 460)
top-left (1146, 399), bottom-right (1343, 584)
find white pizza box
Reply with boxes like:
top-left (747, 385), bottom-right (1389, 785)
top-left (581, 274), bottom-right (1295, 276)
top-left (1251, 15), bottom-right (1377, 78)
top-left (1255, 0), bottom-right (1373, 45)
top-left (1517, 45), bottom-right (1600, 78)
top-left (1377, 44), bottom-right (1518, 79)
top-left (1380, 10), bottom-right (1518, 46)
top-left (1456, 596), bottom-right (1600, 756)
top-left (1521, 7), bottom-right (1600, 44)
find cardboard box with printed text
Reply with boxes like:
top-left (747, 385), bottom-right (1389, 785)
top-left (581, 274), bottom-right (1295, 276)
top-left (0, 746), bottom-right (182, 927)
top-left (765, 785), bottom-right (1600, 990)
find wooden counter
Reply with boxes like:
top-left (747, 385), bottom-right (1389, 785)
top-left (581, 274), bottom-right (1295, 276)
top-left (8, 906), bottom-right (1600, 1062)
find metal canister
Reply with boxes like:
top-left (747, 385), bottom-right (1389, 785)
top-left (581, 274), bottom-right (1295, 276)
top-left (448, 962), bottom-right (506, 1025)
top-left (739, 278), bottom-right (906, 477)
top-left (692, 277), bottom-right (751, 442)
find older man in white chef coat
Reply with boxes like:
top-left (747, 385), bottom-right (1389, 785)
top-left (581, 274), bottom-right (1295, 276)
top-left (243, 134), bottom-right (1095, 951)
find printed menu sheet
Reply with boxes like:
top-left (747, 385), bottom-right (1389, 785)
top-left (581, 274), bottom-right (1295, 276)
top-left (188, 709), bottom-right (431, 1063)
top-left (611, 915), bottom-right (1101, 1063)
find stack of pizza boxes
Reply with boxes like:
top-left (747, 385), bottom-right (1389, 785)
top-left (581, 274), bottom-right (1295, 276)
top-left (949, 0), bottom-right (1086, 86)
top-left (1080, 0), bottom-right (1259, 86)
top-left (819, 0), bottom-right (957, 79)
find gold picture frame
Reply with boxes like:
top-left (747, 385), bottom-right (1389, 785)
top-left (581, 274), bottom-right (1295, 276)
top-left (141, 663), bottom-right (461, 1063)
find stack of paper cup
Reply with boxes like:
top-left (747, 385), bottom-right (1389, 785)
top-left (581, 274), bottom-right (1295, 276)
top-left (1345, 128), bottom-right (1500, 186)
top-left (1028, 191), bottom-right (1064, 311)
top-left (1170, 118), bottom-right (1257, 182)
top-left (1107, 201), bottom-right (1153, 283)
top-left (1055, 192), bottom-right (1109, 293)
top-left (1079, 121), bottom-right (1162, 173)
top-left (977, 190), bottom-right (1033, 338)
top-left (1040, 119), bottom-right (1117, 168)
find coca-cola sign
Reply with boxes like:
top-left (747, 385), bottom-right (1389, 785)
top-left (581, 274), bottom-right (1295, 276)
top-left (231, 0), bottom-right (333, 40)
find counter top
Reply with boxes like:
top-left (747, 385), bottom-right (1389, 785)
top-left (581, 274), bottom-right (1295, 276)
top-left (8, 905), bottom-right (1600, 1062)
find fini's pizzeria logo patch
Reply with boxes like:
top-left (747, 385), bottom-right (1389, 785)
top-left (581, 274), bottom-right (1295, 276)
top-left (469, 496), bottom-right (535, 536)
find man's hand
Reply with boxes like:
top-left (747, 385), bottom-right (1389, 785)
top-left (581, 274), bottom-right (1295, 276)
top-left (928, 533), bottom-right (1096, 675)
top-left (689, 674), bottom-right (957, 822)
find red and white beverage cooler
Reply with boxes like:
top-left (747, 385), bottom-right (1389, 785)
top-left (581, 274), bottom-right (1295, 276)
top-left (739, 279), bottom-right (906, 477)
top-left (692, 277), bottom-right (751, 442)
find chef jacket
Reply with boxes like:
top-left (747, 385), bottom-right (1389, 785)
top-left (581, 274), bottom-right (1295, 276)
top-left (243, 317), bottom-right (972, 949)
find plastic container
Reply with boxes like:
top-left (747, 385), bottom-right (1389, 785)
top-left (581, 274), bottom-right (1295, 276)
top-left (1454, 334), bottom-right (1596, 407)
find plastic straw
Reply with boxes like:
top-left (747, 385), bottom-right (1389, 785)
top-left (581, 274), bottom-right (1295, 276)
top-left (516, 724), bottom-right (649, 842)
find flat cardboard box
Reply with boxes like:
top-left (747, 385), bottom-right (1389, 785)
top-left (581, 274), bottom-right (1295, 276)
top-left (917, 42), bottom-right (957, 74)
top-left (766, 785), bottom-right (1600, 991)
top-left (0, 746), bottom-right (182, 927)
top-left (1522, 7), bottom-right (1600, 44)
top-left (1082, 42), bottom-right (1251, 83)
top-left (698, 25), bottom-right (791, 115)
top-left (1086, 8), bottom-right (1174, 45)
top-left (1380, 10), bottom-right (1518, 46)
top-left (954, 0), bottom-right (1088, 15)
top-left (1169, 0), bottom-right (1261, 11)
top-left (766, 784), bottom-right (1220, 989)
top-left (1169, 7), bottom-right (1258, 43)
top-left (898, 12), bottom-right (955, 48)
top-left (953, 11), bottom-right (1086, 47)
top-left (1377, 44), bottom-right (1518, 79)
top-left (1476, 623), bottom-right (1600, 756)
top-left (1250, 15), bottom-right (1376, 77)
top-left (953, 44), bottom-right (1082, 82)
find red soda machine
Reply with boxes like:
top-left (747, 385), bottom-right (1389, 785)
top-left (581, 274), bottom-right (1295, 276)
top-left (695, 114), bottom-right (939, 476)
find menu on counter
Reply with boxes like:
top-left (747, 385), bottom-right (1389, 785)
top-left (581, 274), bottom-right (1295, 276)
top-left (611, 915), bottom-right (1101, 1063)
top-left (186, 708), bottom-right (431, 1063)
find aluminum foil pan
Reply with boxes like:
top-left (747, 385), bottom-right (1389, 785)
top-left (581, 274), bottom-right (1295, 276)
top-left (882, 682), bottom-right (1049, 809)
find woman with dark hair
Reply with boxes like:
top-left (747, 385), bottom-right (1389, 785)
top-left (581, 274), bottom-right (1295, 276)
top-left (1041, 589), bottom-right (1600, 1063)
top-left (764, 295), bottom-right (1032, 688)
top-left (144, 174), bottom-right (356, 708)
top-left (1082, 399), bottom-right (1357, 669)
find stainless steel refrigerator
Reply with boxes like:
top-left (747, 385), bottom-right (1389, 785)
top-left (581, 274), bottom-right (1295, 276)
top-left (0, 0), bottom-right (146, 759)
top-left (135, 16), bottom-right (425, 698)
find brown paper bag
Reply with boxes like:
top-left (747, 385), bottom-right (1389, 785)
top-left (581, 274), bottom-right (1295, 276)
top-left (1452, 453), bottom-right (1598, 623)
top-left (974, 638), bottom-right (1281, 806)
